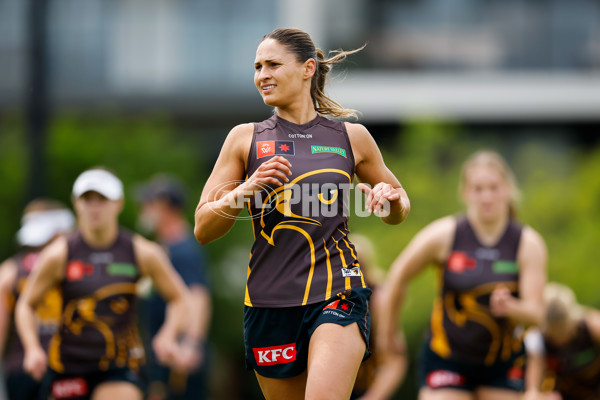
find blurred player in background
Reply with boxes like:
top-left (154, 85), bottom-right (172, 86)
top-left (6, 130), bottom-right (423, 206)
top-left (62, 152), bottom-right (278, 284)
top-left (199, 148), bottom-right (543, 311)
top-left (136, 174), bottom-right (212, 400)
top-left (379, 150), bottom-right (547, 400)
top-left (524, 282), bottom-right (600, 400)
top-left (0, 199), bottom-right (74, 400)
top-left (350, 233), bottom-right (407, 400)
top-left (193, 27), bottom-right (410, 400)
top-left (15, 167), bottom-right (192, 400)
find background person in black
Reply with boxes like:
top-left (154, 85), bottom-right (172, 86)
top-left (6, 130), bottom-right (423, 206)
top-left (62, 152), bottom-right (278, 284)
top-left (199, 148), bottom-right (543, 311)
top-left (378, 150), bottom-right (547, 400)
top-left (0, 199), bottom-right (74, 400)
top-left (524, 282), bottom-right (600, 400)
top-left (135, 174), bottom-right (212, 400)
top-left (193, 28), bottom-right (410, 400)
top-left (350, 233), bottom-right (407, 400)
top-left (15, 168), bottom-right (192, 400)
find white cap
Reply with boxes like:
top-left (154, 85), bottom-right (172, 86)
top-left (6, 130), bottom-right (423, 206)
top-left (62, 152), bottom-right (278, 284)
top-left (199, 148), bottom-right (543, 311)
top-left (72, 169), bottom-right (124, 200)
top-left (17, 209), bottom-right (75, 247)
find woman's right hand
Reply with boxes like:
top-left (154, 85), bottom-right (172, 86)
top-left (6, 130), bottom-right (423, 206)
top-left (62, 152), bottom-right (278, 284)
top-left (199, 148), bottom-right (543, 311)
top-left (23, 345), bottom-right (47, 381)
top-left (239, 155), bottom-right (292, 194)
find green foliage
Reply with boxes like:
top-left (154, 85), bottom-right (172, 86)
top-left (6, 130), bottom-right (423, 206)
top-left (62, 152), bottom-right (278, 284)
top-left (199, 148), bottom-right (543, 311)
top-left (43, 113), bottom-right (209, 228)
top-left (0, 114), bottom-right (28, 256)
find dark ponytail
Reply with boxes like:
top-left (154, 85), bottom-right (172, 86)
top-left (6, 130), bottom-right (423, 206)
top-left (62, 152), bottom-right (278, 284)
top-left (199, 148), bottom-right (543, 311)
top-left (262, 28), bottom-right (364, 119)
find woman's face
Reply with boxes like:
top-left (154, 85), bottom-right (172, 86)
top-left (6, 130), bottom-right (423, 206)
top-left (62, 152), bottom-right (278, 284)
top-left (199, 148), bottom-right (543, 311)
top-left (254, 39), bottom-right (311, 108)
top-left (73, 191), bottom-right (122, 232)
top-left (462, 164), bottom-right (512, 222)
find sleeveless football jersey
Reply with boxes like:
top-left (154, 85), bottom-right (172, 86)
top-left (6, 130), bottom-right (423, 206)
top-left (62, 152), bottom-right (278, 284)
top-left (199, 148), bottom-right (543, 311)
top-left (48, 230), bottom-right (144, 373)
top-left (244, 114), bottom-right (366, 307)
top-left (427, 216), bottom-right (523, 365)
top-left (3, 251), bottom-right (61, 374)
top-left (544, 320), bottom-right (600, 399)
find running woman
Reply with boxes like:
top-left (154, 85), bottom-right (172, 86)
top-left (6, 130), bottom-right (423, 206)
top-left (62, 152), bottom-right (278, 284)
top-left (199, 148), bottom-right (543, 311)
top-left (193, 28), bottom-right (410, 400)
top-left (379, 150), bottom-right (547, 400)
top-left (16, 168), bottom-right (192, 400)
top-left (0, 199), bottom-right (74, 400)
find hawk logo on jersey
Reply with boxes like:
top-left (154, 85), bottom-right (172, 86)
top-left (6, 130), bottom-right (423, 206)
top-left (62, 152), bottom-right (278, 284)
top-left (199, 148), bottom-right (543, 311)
top-left (254, 168), bottom-right (353, 305)
top-left (341, 266), bottom-right (361, 278)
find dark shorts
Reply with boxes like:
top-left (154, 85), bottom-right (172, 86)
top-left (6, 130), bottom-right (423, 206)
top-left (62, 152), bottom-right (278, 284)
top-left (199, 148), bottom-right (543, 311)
top-left (5, 372), bottom-right (42, 400)
top-left (418, 341), bottom-right (525, 392)
top-left (40, 367), bottom-right (146, 400)
top-left (244, 288), bottom-right (372, 379)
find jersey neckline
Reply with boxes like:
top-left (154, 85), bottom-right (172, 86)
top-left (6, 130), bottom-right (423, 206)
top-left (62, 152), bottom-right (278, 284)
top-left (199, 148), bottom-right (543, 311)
top-left (275, 113), bottom-right (322, 131)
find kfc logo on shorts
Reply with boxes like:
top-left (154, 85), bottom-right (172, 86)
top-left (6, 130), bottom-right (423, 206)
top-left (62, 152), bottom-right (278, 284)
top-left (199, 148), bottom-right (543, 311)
top-left (426, 370), bottom-right (466, 388)
top-left (257, 141), bottom-right (275, 158)
top-left (51, 377), bottom-right (89, 399)
top-left (253, 343), bottom-right (297, 366)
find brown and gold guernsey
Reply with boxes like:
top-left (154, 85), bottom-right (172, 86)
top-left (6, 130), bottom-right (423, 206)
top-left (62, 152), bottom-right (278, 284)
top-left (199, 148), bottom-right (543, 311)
top-left (427, 216), bottom-right (523, 365)
top-left (3, 251), bottom-right (61, 375)
top-left (49, 229), bottom-right (145, 374)
top-left (244, 114), bottom-right (366, 308)
top-left (544, 321), bottom-right (600, 399)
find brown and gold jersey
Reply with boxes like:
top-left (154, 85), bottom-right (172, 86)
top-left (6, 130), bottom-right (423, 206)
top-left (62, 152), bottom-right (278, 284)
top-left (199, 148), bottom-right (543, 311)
top-left (427, 216), bottom-right (523, 365)
top-left (3, 251), bottom-right (61, 374)
top-left (544, 320), bottom-right (600, 399)
top-left (244, 114), bottom-right (366, 308)
top-left (49, 229), bottom-right (144, 374)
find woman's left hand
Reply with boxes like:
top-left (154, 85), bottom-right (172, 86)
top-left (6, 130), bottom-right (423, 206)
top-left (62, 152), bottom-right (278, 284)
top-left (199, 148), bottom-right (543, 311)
top-left (356, 182), bottom-right (400, 217)
top-left (152, 330), bottom-right (178, 367)
top-left (490, 284), bottom-right (518, 317)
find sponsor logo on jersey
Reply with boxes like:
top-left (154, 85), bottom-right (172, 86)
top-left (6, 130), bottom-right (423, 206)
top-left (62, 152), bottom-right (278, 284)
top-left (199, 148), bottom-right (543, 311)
top-left (257, 141), bottom-right (275, 158)
top-left (574, 348), bottom-right (597, 367)
top-left (51, 377), bottom-right (89, 399)
top-left (66, 260), bottom-right (94, 281)
top-left (253, 343), bottom-right (297, 366)
top-left (447, 251), bottom-right (477, 274)
top-left (475, 247), bottom-right (500, 260)
top-left (107, 262), bottom-right (137, 277)
top-left (323, 298), bottom-right (355, 315)
top-left (341, 266), bottom-right (361, 278)
top-left (257, 141), bottom-right (295, 158)
top-left (426, 370), bottom-right (466, 388)
top-left (492, 260), bottom-right (519, 274)
top-left (311, 145), bottom-right (346, 158)
top-left (276, 141), bottom-right (295, 155)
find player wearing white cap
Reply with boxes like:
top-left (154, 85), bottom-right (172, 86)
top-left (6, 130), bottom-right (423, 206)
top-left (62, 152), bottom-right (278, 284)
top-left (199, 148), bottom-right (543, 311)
top-left (0, 199), bottom-right (74, 400)
top-left (15, 167), bottom-right (192, 400)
